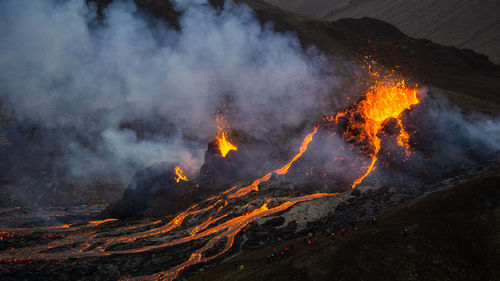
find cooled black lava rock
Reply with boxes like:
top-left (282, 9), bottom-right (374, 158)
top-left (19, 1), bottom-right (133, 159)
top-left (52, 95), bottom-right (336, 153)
top-left (99, 162), bottom-right (198, 219)
top-left (198, 133), bottom-right (281, 189)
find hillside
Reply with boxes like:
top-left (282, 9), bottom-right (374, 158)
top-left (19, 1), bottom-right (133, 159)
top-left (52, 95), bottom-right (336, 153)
top-left (1, 1), bottom-right (500, 280)
top-left (188, 172), bottom-right (500, 281)
top-left (263, 0), bottom-right (348, 16)
top-left (129, 0), bottom-right (500, 113)
top-left (1, 0), bottom-right (499, 209)
top-left (264, 0), bottom-right (500, 65)
top-left (235, 1), bottom-right (500, 114)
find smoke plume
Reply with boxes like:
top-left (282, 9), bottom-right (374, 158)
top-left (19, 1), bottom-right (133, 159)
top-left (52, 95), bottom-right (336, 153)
top-left (0, 0), bottom-right (350, 189)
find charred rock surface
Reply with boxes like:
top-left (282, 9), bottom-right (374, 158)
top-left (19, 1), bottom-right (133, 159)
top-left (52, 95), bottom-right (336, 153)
top-left (198, 134), bottom-right (280, 189)
top-left (195, 171), bottom-right (500, 281)
top-left (241, 156), bottom-right (500, 250)
top-left (99, 162), bottom-right (198, 219)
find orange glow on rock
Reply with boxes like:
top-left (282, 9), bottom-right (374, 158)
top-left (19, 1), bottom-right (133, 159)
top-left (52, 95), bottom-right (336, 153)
top-left (216, 134), bottom-right (238, 157)
top-left (174, 166), bottom-right (188, 183)
top-left (275, 126), bottom-right (319, 175)
top-left (228, 126), bottom-right (319, 199)
top-left (336, 78), bottom-right (420, 188)
top-left (216, 112), bottom-right (238, 157)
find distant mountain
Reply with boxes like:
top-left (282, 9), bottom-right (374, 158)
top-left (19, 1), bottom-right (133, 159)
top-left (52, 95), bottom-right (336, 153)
top-left (264, 0), bottom-right (349, 16)
top-left (264, 0), bottom-right (500, 65)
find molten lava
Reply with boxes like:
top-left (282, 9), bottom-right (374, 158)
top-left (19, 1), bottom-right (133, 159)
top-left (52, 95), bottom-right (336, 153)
top-left (0, 72), bottom-right (422, 281)
top-left (335, 79), bottom-right (420, 188)
top-left (229, 126), bottom-right (319, 198)
top-left (88, 219), bottom-right (118, 227)
top-left (215, 113), bottom-right (238, 157)
top-left (276, 126), bottom-right (319, 175)
top-left (216, 134), bottom-right (238, 157)
top-left (174, 166), bottom-right (188, 183)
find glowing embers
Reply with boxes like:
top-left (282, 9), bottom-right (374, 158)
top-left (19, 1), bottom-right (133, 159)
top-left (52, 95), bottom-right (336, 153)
top-left (335, 78), bottom-right (420, 188)
top-left (215, 112), bottom-right (238, 157)
top-left (174, 166), bottom-right (189, 183)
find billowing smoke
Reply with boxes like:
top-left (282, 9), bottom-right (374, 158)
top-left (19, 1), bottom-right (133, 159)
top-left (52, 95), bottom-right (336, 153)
top-left (0, 0), bottom-right (351, 199)
top-left (367, 90), bottom-right (500, 187)
top-left (2, 0), bottom-right (498, 209)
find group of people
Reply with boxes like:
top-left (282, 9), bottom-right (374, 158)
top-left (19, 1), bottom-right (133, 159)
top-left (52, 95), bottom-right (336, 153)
top-left (303, 232), bottom-right (316, 246)
top-left (199, 214), bottom-right (414, 280)
top-left (267, 244), bottom-right (293, 263)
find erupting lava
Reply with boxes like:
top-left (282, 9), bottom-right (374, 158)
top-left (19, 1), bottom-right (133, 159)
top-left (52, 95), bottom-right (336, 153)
top-left (0, 71), bottom-right (422, 281)
top-left (0, 125), bottom-right (328, 281)
top-left (215, 113), bottom-right (238, 157)
top-left (174, 166), bottom-right (188, 183)
top-left (335, 78), bottom-right (420, 188)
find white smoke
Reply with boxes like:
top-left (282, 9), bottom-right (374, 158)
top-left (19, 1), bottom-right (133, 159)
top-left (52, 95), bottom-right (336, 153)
top-left (0, 0), bottom-right (348, 185)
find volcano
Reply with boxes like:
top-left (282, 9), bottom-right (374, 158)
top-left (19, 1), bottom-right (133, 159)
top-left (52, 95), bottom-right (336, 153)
top-left (0, 0), bottom-right (499, 281)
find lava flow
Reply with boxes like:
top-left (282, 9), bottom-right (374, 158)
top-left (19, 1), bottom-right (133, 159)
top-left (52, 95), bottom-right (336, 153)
top-left (0, 124), bottom-right (330, 281)
top-left (335, 78), bottom-right (420, 188)
top-left (0, 74), bottom-right (421, 281)
top-left (228, 126), bottom-right (319, 198)
top-left (215, 112), bottom-right (238, 157)
top-left (174, 166), bottom-right (189, 183)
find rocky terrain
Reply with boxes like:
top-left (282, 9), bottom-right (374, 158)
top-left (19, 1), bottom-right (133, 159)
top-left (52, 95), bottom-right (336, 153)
top-left (1, 155), bottom-right (498, 280)
top-left (264, 0), bottom-right (500, 64)
top-left (190, 171), bottom-right (500, 281)
top-left (0, 0), bottom-right (499, 280)
top-left (2, 0), bottom-right (499, 209)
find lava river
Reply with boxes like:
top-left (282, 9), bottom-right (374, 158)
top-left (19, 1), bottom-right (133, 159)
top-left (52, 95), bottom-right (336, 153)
top-left (0, 77), bottom-right (420, 280)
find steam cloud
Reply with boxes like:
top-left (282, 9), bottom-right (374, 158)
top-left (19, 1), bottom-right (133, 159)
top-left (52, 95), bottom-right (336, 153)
top-left (0, 0), bottom-right (499, 207)
top-left (0, 0), bottom-right (348, 187)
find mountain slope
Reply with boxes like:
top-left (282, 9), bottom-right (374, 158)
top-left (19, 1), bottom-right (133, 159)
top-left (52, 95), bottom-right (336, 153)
top-left (188, 172), bottom-right (500, 281)
top-left (264, 0), bottom-right (500, 65)
top-left (324, 0), bottom-right (500, 65)
top-left (238, 0), bottom-right (500, 114)
top-left (263, 0), bottom-right (348, 16)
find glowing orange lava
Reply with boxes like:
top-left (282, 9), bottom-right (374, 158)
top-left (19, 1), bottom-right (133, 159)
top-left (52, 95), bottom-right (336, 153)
top-left (336, 79), bottom-right (420, 188)
top-left (229, 126), bottom-right (319, 198)
top-left (275, 126), bottom-right (319, 175)
top-left (174, 166), bottom-right (188, 183)
top-left (88, 219), bottom-right (118, 227)
top-left (216, 134), bottom-right (238, 157)
top-left (0, 72), bottom-right (422, 281)
top-left (215, 113), bottom-right (238, 157)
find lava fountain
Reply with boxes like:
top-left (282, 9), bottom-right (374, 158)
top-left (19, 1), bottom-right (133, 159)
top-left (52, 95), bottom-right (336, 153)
top-left (334, 77), bottom-right (420, 188)
top-left (174, 166), bottom-right (189, 183)
top-left (0, 73), bottom-right (422, 281)
top-left (215, 112), bottom-right (238, 157)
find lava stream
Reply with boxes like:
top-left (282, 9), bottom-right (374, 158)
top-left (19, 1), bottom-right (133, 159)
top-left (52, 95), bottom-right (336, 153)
top-left (0, 76), bottom-right (421, 281)
top-left (124, 193), bottom-right (336, 281)
top-left (335, 79), bottom-right (420, 188)
top-left (228, 126), bottom-right (319, 198)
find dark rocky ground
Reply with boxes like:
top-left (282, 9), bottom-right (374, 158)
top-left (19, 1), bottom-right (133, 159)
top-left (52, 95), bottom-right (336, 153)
top-left (1, 156), bottom-right (498, 280)
top-left (0, 1), bottom-right (499, 279)
top-left (187, 171), bottom-right (500, 281)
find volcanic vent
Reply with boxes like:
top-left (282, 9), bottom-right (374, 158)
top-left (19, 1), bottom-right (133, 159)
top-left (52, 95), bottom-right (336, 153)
top-left (1, 71), bottom-right (471, 280)
top-left (1, 0), bottom-right (500, 280)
